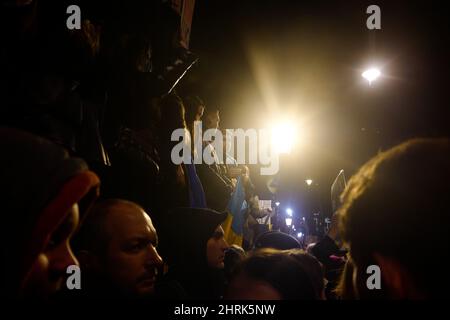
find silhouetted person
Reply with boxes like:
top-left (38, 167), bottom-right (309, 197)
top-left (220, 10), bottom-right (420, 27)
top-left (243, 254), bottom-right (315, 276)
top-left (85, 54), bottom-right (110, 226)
top-left (157, 94), bottom-right (206, 212)
top-left (224, 245), bottom-right (246, 284)
top-left (183, 95), bottom-right (205, 137)
top-left (334, 259), bottom-right (356, 300)
top-left (254, 231), bottom-right (302, 250)
top-left (195, 108), bottom-right (233, 211)
top-left (0, 127), bottom-right (100, 298)
top-left (161, 207), bottom-right (229, 299)
top-left (287, 249), bottom-right (326, 300)
top-left (309, 212), bottom-right (347, 300)
top-left (226, 248), bottom-right (318, 300)
top-left (339, 138), bottom-right (450, 299)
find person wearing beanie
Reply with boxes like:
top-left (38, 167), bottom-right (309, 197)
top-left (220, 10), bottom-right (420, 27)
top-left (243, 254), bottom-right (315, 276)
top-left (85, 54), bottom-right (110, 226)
top-left (0, 127), bottom-right (100, 298)
top-left (158, 207), bottom-right (229, 299)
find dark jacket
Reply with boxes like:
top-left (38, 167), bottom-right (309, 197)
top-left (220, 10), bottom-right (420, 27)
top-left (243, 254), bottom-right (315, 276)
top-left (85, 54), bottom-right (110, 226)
top-left (196, 162), bottom-right (233, 212)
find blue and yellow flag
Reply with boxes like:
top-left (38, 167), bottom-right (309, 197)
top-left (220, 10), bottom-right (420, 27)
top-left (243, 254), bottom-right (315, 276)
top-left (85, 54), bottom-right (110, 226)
top-left (223, 176), bottom-right (247, 246)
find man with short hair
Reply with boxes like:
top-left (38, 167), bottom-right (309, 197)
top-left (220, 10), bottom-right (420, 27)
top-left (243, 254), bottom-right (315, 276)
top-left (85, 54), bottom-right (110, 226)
top-left (73, 199), bottom-right (163, 298)
top-left (338, 138), bottom-right (450, 299)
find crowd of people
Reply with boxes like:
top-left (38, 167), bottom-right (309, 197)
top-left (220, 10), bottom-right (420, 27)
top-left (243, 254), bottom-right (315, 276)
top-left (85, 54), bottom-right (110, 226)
top-left (1, 1), bottom-right (450, 300)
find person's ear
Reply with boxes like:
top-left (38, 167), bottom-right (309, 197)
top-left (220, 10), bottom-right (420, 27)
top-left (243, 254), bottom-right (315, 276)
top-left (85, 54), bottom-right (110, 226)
top-left (373, 253), bottom-right (422, 299)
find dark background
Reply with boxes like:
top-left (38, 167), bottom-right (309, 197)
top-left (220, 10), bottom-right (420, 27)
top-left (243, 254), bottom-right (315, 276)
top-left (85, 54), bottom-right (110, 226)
top-left (3, 0), bottom-right (448, 227)
top-left (179, 0), bottom-right (450, 222)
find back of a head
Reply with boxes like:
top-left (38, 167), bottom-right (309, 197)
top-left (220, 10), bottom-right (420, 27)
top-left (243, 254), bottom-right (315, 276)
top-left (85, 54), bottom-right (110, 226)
top-left (286, 249), bottom-right (326, 299)
top-left (158, 94), bottom-right (187, 135)
top-left (228, 248), bottom-right (318, 300)
top-left (339, 138), bottom-right (450, 298)
top-left (183, 95), bottom-right (205, 125)
top-left (224, 245), bottom-right (246, 280)
top-left (0, 128), bottom-right (89, 223)
top-left (254, 231), bottom-right (302, 250)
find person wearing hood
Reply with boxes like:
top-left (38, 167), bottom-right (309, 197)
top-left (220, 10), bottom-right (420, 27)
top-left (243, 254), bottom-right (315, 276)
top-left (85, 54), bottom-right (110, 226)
top-left (159, 207), bottom-right (229, 299)
top-left (0, 127), bottom-right (100, 298)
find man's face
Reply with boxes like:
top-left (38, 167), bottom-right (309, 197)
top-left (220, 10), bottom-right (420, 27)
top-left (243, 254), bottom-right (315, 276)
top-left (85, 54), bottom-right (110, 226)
top-left (206, 226), bottom-right (229, 269)
top-left (195, 105), bottom-right (205, 121)
top-left (101, 205), bottom-right (163, 297)
top-left (25, 204), bottom-right (80, 296)
top-left (205, 110), bottom-right (220, 131)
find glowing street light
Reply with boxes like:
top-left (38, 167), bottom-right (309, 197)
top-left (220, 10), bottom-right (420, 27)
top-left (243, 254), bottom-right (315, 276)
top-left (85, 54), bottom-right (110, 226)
top-left (275, 201), bottom-right (280, 207)
top-left (285, 218), bottom-right (293, 226)
top-left (305, 179), bottom-right (313, 186)
top-left (271, 121), bottom-right (297, 154)
top-left (362, 67), bottom-right (381, 85)
top-left (286, 208), bottom-right (293, 216)
top-left (297, 232), bottom-right (303, 238)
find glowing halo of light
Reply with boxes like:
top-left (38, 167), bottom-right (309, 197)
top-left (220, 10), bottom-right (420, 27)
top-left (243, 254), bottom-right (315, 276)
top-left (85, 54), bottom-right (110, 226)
top-left (362, 67), bottom-right (381, 85)
top-left (270, 120), bottom-right (297, 154)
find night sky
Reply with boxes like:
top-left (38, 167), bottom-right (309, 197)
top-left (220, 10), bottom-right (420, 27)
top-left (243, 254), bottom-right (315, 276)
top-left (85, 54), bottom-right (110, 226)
top-left (178, 0), bottom-right (450, 218)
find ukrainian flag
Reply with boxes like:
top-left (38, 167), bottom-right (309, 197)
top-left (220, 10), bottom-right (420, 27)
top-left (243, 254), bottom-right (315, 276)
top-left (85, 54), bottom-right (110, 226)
top-left (222, 176), bottom-right (247, 246)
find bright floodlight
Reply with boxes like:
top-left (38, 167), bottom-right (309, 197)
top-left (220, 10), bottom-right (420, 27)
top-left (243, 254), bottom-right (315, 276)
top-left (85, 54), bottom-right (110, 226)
top-left (286, 208), bottom-right (293, 216)
top-left (275, 201), bottom-right (280, 207)
top-left (285, 218), bottom-right (293, 226)
top-left (362, 67), bottom-right (381, 85)
top-left (305, 179), bottom-right (313, 186)
top-left (297, 232), bottom-right (303, 238)
top-left (271, 121), bottom-right (296, 154)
